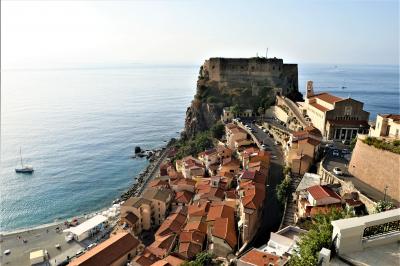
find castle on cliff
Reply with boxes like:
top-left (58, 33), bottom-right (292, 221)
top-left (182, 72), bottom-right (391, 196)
top-left (201, 57), bottom-right (299, 97)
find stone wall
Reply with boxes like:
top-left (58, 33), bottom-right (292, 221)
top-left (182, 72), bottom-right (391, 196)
top-left (349, 139), bottom-right (400, 203)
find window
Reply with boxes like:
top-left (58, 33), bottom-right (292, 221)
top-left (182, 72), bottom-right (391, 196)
top-left (344, 106), bottom-right (352, 116)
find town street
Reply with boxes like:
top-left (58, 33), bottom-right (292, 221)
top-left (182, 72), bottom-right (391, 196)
top-left (242, 121), bottom-right (285, 249)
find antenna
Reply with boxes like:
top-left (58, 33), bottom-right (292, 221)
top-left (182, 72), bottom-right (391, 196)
top-left (256, 52), bottom-right (258, 57)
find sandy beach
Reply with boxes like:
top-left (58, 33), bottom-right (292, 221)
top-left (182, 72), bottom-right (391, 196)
top-left (0, 145), bottom-right (170, 265)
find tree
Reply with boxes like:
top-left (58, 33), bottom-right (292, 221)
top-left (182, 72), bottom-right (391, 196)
top-left (211, 122), bottom-right (225, 139)
top-left (289, 209), bottom-right (353, 266)
top-left (231, 104), bottom-right (242, 117)
top-left (181, 252), bottom-right (213, 266)
top-left (257, 106), bottom-right (264, 116)
top-left (276, 176), bottom-right (291, 206)
top-left (195, 132), bottom-right (213, 152)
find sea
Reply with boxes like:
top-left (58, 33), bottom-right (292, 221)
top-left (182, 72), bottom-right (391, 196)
top-left (1, 64), bottom-right (399, 232)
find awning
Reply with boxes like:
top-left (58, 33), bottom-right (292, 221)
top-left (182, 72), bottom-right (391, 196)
top-left (63, 214), bottom-right (107, 237)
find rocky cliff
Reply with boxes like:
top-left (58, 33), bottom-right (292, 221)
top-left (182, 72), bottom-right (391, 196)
top-left (183, 57), bottom-right (303, 138)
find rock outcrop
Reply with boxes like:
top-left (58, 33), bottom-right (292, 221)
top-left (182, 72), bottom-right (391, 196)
top-left (184, 57), bottom-right (303, 138)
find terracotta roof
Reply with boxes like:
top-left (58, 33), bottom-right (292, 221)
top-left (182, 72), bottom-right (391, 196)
top-left (122, 197), bottom-right (152, 209)
top-left (134, 249), bottom-right (159, 266)
top-left (143, 188), bottom-right (172, 202)
top-left (149, 179), bottom-right (170, 189)
top-left (307, 185), bottom-right (341, 201)
top-left (380, 114), bottom-right (400, 121)
top-left (178, 242), bottom-right (202, 260)
top-left (212, 217), bottom-right (237, 249)
top-left (147, 234), bottom-right (177, 258)
top-left (222, 157), bottom-right (240, 166)
top-left (309, 102), bottom-right (329, 112)
top-left (188, 202), bottom-right (210, 217)
top-left (151, 256), bottom-right (184, 266)
top-left (155, 212), bottom-right (186, 238)
top-left (298, 137), bottom-right (321, 147)
top-left (121, 212), bottom-right (139, 225)
top-left (312, 92), bottom-right (343, 104)
top-left (308, 204), bottom-right (343, 217)
top-left (238, 248), bottom-right (283, 266)
top-left (170, 178), bottom-right (196, 187)
top-left (240, 170), bottom-right (256, 180)
top-left (225, 190), bottom-right (239, 200)
top-left (206, 204), bottom-right (235, 222)
top-left (69, 231), bottom-right (140, 266)
top-left (175, 191), bottom-right (194, 204)
top-left (241, 183), bottom-right (265, 209)
top-left (183, 220), bottom-right (207, 234)
top-left (179, 231), bottom-right (205, 245)
top-left (199, 187), bottom-right (225, 201)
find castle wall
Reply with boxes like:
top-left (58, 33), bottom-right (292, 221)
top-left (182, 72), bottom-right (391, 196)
top-left (202, 58), bottom-right (298, 95)
top-left (349, 138), bottom-right (400, 203)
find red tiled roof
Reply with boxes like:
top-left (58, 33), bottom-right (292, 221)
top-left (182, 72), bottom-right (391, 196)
top-left (206, 204), bottom-right (235, 222)
top-left (155, 212), bottom-right (186, 238)
top-left (312, 92), bottom-right (343, 104)
top-left (147, 234), bottom-right (177, 258)
top-left (134, 249), bottom-right (159, 266)
top-left (69, 231), bottom-right (140, 266)
top-left (380, 114), bottom-right (400, 121)
top-left (238, 248), bottom-right (283, 266)
top-left (307, 185), bottom-right (341, 201)
top-left (309, 102), bottom-right (329, 112)
top-left (178, 242), bottom-right (202, 260)
top-left (175, 191), bottom-right (194, 204)
top-left (179, 231), bottom-right (205, 245)
top-left (151, 255), bottom-right (185, 266)
top-left (183, 220), bottom-right (207, 234)
top-left (187, 202), bottom-right (210, 217)
top-left (212, 217), bottom-right (237, 249)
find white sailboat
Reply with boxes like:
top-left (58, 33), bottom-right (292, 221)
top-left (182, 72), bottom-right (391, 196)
top-left (15, 148), bottom-right (34, 173)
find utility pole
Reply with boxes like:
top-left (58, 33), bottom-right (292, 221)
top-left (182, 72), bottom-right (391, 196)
top-left (266, 48), bottom-right (268, 59)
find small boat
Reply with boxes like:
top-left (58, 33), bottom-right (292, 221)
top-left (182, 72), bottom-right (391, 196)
top-left (15, 148), bottom-right (34, 174)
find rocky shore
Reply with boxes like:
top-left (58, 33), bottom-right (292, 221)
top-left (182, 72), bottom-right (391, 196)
top-left (120, 144), bottom-right (171, 201)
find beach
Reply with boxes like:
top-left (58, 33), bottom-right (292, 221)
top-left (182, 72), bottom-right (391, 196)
top-left (0, 145), bottom-right (170, 265)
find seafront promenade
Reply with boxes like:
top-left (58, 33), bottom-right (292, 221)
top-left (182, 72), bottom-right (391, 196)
top-left (0, 144), bottom-right (170, 266)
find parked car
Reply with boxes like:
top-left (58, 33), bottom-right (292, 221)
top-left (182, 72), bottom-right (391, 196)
top-left (332, 150), bottom-right (340, 157)
top-left (262, 129), bottom-right (267, 133)
top-left (76, 248), bottom-right (85, 257)
top-left (4, 249), bottom-right (11, 255)
top-left (87, 243), bottom-right (97, 250)
top-left (342, 148), bottom-right (350, 154)
top-left (274, 141), bottom-right (280, 145)
top-left (333, 167), bottom-right (343, 175)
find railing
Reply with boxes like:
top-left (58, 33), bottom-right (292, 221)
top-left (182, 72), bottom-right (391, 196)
top-left (363, 220), bottom-right (400, 239)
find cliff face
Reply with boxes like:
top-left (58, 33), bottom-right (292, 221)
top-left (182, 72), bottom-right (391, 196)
top-left (183, 57), bottom-right (302, 138)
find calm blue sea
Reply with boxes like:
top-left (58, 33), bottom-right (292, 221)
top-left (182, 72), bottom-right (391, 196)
top-left (1, 64), bottom-right (399, 231)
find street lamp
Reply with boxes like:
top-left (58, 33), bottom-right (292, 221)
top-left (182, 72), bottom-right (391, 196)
top-left (383, 185), bottom-right (389, 201)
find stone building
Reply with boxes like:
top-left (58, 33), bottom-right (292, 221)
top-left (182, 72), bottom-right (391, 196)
top-left (304, 84), bottom-right (369, 141)
top-left (201, 57), bottom-right (298, 96)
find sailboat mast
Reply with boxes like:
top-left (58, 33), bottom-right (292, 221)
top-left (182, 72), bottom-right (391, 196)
top-left (20, 147), bottom-right (23, 167)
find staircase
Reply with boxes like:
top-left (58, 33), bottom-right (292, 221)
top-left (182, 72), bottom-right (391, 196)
top-left (281, 174), bottom-right (302, 228)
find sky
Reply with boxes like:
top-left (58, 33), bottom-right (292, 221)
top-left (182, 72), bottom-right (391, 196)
top-left (1, 0), bottom-right (399, 69)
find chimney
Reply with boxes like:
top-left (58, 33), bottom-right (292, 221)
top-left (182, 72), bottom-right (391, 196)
top-left (306, 81), bottom-right (314, 98)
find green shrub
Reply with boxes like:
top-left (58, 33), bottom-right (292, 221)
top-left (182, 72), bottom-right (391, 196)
top-left (362, 137), bottom-right (400, 154)
top-left (289, 209), bottom-right (353, 266)
top-left (211, 122), bottom-right (225, 139)
top-left (276, 175), bottom-right (291, 206)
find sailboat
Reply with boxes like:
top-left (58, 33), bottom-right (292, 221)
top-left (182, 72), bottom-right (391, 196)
top-left (15, 148), bottom-right (34, 173)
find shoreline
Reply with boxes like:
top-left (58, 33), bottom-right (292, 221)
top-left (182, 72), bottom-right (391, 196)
top-left (0, 143), bottom-right (171, 237)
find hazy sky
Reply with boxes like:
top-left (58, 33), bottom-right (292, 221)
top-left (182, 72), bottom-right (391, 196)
top-left (1, 0), bottom-right (399, 68)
